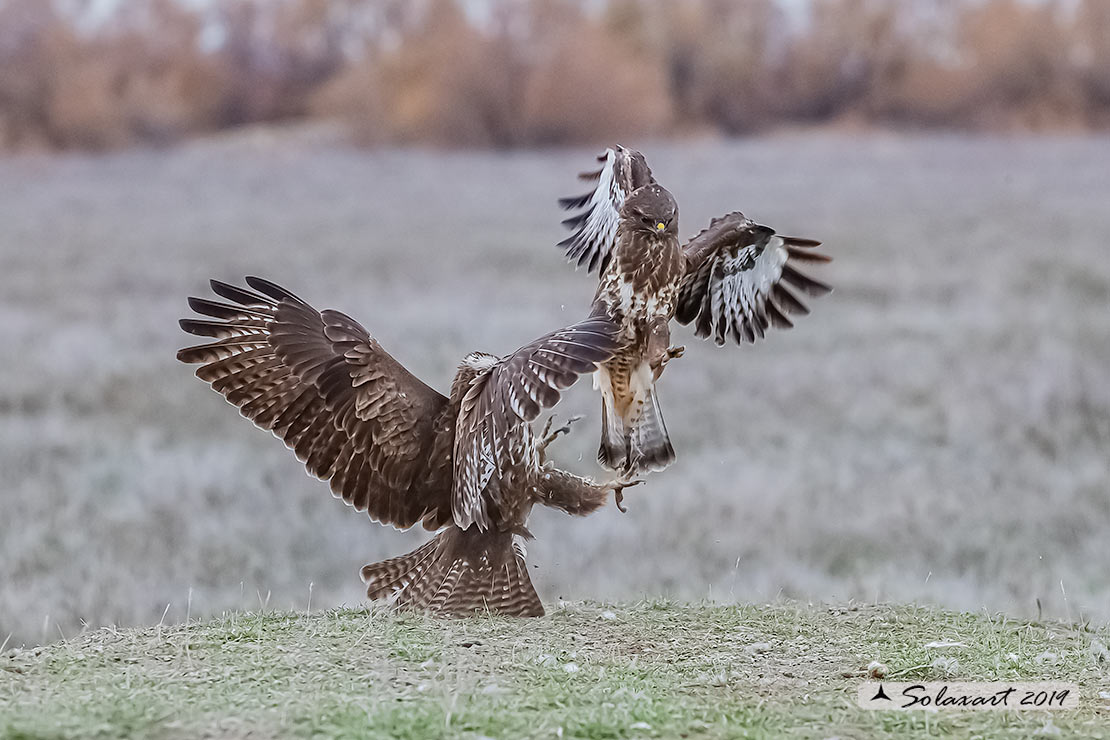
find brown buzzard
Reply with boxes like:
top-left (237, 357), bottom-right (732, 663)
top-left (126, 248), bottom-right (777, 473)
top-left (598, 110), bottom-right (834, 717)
top-left (178, 277), bottom-right (623, 617)
top-left (558, 146), bottom-right (832, 478)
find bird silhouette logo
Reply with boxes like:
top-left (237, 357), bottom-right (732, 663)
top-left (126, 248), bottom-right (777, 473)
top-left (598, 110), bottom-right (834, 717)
top-left (871, 684), bottom-right (892, 701)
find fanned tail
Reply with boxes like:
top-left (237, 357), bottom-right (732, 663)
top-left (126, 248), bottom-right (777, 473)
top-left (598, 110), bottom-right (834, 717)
top-left (361, 526), bottom-right (543, 617)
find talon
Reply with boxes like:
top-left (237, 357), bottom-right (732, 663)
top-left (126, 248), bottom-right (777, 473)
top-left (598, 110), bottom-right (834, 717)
top-left (653, 346), bottom-right (686, 380)
top-left (540, 414), bottom-right (583, 450)
top-left (540, 414), bottom-right (556, 441)
top-left (611, 478), bottom-right (644, 513)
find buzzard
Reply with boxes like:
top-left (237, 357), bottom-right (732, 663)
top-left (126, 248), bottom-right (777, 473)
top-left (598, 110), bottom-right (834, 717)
top-left (177, 277), bottom-right (625, 617)
top-left (558, 146), bottom-right (832, 477)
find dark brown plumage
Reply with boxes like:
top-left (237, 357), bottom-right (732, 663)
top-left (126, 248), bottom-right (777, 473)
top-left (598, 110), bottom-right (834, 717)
top-left (178, 277), bottom-right (622, 617)
top-left (557, 147), bottom-right (832, 477)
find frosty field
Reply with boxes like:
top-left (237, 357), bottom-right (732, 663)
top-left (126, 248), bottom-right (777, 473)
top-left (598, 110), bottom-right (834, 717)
top-left (1, 132), bottom-right (1108, 647)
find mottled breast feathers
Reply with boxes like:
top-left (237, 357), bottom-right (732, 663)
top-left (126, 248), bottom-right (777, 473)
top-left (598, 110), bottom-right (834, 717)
top-left (557, 149), bottom-right (833, 348)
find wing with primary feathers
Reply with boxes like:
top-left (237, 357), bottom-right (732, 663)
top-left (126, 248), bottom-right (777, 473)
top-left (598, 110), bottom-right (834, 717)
top-left (452, 304), bottom-right (622, 530)
top-left (676, 213), bottom-right (832, 346)
top-left (177, 277), bottom-right (454, 531)
top-left (557, 145), bottom-right (655, 274)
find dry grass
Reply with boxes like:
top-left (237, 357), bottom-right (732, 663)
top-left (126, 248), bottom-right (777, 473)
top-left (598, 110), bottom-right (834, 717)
top-left (1, 133), bottom-right (1109, 649)
top-left (3, 0), bottom-right (1110, 153)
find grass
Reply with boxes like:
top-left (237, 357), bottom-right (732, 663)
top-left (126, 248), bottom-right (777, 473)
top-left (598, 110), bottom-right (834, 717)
top-left (2, 601), bottom-right (1108, 739)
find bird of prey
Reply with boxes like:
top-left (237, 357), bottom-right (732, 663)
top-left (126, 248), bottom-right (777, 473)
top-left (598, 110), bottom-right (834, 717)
top-left (177, 277), bottom-right (625, 617)
top-left (557, 145), bottom-right (832, 477)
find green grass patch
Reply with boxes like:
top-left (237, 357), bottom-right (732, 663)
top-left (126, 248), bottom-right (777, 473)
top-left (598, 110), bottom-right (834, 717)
top-left (2, 601), bottom-right (1108, 739)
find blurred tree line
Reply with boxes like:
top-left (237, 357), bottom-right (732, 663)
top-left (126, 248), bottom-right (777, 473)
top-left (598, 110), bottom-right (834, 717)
top-left (1, 0), bottom-right (1109, 152)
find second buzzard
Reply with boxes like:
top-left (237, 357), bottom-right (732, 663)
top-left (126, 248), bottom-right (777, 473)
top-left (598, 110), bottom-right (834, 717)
top-left (557, 146), bottom-right (832, 477)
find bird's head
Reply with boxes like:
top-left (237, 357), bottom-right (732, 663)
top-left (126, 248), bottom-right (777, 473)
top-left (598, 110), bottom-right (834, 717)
top-left (621, 184), bottom-right (678, 240)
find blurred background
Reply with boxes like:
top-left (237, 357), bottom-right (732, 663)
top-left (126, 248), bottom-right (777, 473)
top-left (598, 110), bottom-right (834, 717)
top-left (2, 0), bottom-right (1109, 648)
top-left (3, 0), bottom-right (1110, 151)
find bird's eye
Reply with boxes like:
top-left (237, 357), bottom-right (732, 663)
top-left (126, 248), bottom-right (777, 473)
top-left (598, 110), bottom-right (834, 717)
top-left (641, 215), bottom-right (653, 225)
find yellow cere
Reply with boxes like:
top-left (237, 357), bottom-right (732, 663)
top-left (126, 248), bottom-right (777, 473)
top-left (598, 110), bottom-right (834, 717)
top-left (656, 222), bottom-right (665, 230)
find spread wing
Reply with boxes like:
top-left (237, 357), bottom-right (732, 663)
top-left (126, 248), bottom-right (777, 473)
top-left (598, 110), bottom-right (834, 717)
top-left (675, 213), bottom-right (832, 346)
top-left (452, 304), bottom-right (622, 530)
top-left (177, 277), bottom-right (454, 531)
top-left (557, 145), bottom-right (655, 274)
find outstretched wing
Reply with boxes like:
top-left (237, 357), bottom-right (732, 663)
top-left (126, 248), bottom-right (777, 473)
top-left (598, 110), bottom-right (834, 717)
top-left (178, 277), bottom-right (454, 531)
top-left (557, 145), bottom-right (655, 274)
top-left (675, 213), bottom-right (832, 346)
top-left (453, 304), bottom-right (622, 530)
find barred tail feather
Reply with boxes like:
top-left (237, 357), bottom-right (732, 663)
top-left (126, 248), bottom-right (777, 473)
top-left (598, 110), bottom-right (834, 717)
top-left (629, 386), bottom-right (674, 474)
top-left (361, 526), bottom-right (544, 617)
top-left (597, 392), bottom-right (628, 472)
top-left (484, 540), bottom-right (539, 614)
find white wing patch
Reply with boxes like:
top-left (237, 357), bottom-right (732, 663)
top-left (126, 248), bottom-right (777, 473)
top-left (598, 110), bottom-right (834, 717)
top-left (557, 147), bottom-right (651, 274)
top-left (691, 235), bottom-right (787, 346)
top-left (677, 219), bottom-right (832, 346)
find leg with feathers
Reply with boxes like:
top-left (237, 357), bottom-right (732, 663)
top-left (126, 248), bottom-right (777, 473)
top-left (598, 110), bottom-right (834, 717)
top-left (596, 363), bottom-right (675, 477)
top-left (628, 384), bottom-right (675, 473)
